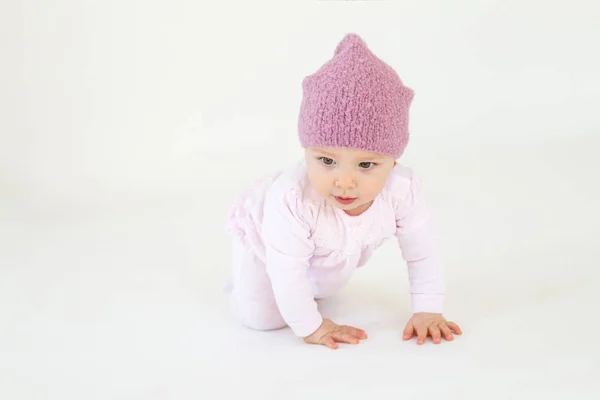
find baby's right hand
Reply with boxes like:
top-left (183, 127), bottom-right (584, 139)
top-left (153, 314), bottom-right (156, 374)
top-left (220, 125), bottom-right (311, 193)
top-left (303, 318), bottom-right (368, 349)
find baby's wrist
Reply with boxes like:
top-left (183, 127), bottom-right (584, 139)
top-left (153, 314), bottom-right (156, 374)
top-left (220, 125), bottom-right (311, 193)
top-left (411, 293), bottom-right (445, 314)
top-left (302, 317), bottom-right (326, 341)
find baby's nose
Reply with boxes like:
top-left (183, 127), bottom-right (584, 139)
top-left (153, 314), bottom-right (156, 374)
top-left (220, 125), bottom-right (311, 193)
top-left (335, 173), bottom-right (356, 189)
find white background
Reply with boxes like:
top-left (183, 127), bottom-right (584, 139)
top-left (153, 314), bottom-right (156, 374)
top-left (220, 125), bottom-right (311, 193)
top-left (1, 1), bottom-right (600, 399)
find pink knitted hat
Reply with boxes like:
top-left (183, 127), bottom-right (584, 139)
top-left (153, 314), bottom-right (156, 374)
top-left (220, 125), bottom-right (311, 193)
top-left (298, 33), bottom-right (414, 159)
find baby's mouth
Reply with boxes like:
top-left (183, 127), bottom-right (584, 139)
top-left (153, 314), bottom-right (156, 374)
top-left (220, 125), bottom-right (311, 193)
top-left (333, 196), bottom-right (357, 205)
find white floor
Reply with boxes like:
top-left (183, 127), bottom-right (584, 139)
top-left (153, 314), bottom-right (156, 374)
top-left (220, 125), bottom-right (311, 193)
top-left (1, 135), bottom-right (599, 399)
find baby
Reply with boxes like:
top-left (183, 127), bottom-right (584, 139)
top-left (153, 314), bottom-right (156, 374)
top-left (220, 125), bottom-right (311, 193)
top-left (225, 33), bottom-right (462, 349)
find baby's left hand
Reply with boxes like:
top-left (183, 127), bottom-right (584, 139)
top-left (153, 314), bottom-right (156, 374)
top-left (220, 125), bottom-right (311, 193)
top-left (403, 313), bottom-right (462, 345)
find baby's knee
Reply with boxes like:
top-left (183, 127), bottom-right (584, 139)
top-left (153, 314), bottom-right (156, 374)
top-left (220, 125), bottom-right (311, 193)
top-left (230, 296), bottom-right (287, 331)
top-left (242, 311), bottom-right (287, 331)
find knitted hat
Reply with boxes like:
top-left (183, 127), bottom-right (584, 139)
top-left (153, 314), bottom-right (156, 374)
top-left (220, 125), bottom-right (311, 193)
top-left (298, 33), bottom-right (414, 159)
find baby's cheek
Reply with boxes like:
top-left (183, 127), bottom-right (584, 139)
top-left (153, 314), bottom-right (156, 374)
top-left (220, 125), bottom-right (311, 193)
top-left (307, 172), bottom-right (331, 195)
top-left (315, 182), bottom-right (332, 198)
top-left (360, 188), bottom-right (379, 203)
top-left (367, 180), bottom-right (387, 198)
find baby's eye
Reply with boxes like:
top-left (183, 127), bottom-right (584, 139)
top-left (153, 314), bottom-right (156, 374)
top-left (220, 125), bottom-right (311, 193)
top-left (320, 157), bottom-right (335, 166)
top-left (359, 162), bottom-right (375, 169)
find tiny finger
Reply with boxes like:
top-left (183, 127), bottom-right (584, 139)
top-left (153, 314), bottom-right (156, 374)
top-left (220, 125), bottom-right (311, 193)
top-left (447, 322), bottom-right (463, 335)
top-left (341, 325), bottom-right (368, 340)
top-left (438, 323), bottom-right (454, 341)
top-left (332, 331), bottom-right (360, 345)
top-left (429, 325), bottom-right (442, 344)
top-left (323, 337), bottom-right (338, 350)
top-left (403, 322), bottom-right (414, 340)
top-left (416, 327), bottom-right (428, 345)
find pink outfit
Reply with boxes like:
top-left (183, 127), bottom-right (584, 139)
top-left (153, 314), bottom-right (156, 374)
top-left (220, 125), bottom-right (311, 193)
top-left (225, 159), bottom-right (446, 338)
top-left (223, 34), bottom-right (441, 338)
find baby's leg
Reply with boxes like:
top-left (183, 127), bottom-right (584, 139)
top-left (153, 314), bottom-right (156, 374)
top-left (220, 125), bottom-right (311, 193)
top-left (229, 238), bottom-right (287, 331)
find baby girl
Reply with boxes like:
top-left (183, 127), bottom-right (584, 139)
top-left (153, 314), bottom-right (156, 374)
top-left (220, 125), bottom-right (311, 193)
top-left (225, 33), bottom-right (462, 349)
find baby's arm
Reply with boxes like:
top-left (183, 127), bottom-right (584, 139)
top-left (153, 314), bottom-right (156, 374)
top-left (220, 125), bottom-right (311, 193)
top-left (262, 188), bottom-right (323, 338)
top-left (262, 187), bottom-right (368, 348)
top-left (394, 174), bottom-right (446, 314)
top-left (394, 173), bottom-right (464, 344)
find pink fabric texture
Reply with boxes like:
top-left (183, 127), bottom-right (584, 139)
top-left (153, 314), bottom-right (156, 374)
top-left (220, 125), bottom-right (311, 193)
top-left (298, 33), bottom-right (415, 159)
top-left (225, 159), bottom-right (446, 338)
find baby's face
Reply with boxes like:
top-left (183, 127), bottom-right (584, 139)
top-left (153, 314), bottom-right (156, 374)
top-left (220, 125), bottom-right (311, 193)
top-left (305, 147), bottom-right (396, 216)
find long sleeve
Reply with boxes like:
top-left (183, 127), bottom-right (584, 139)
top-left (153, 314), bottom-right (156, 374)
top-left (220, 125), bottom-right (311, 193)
top-left (394, 174), bottom-right (446, 314)
top-left (262, 187), bottom-right (323, 337)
